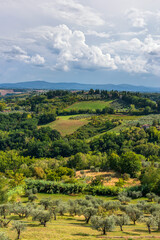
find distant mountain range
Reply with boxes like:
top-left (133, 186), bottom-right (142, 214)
top-left (0, 81), bottom-right (160, 92)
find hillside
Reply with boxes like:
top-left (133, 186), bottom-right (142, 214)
top-left (0, 81), bottom-right (160, 92)
top-left (1, 89), bottom-right (160, 240)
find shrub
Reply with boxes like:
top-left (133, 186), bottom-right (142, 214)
top-left (90, 166), bottom-right (95, 172)
top-left (80, 170), bottom-right (85, 175)
top-left (33, 167), bottom-right (46, 179)
top-left (115, 178), bottom-right (125, 188)
top-left (90, 176), bottom-right (104, 186)
top-left (28, 194), bottom-right (38, 202)
top-left (146, 192), bottom-right (157, 202)
top-left (122, 173), bottom-right (130, 181)
top-left (25, 179), bottom-right (120, 196)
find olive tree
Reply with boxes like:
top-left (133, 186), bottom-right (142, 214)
top-left (32, 209), bottom-right (52, 227)
top-left (125, 205), bottom-right (142, 225)
top-left (118, 192), bottom-right (131, 205)
top-left (0, 218), bottom-right (12, 228)
top-left (12, 203), bottom-right (33, 219)
top-left (114, 214), bottom-right (130, 231)
top-left (68, 200), bottom-right (82, 216)
top-left (91, 215), bottom-right (115, 235)
top-left (82, 206), bottom-right (97, 224)
top-left (140, 215), bottom-right (157, 234)
top-left (77, 196), bottom-right (101, 224)
top-left (48, 200), bottom-right (61, 221)
top-left (28, 194), bottom-right (38, 202)
top-left (12, 221), bottom-right (26, 240)
top-left (40, 198), bottom-right (52, 210)
top-left (136, 201), bottom-right (152, 214)
top-left (57, 202), bottom-right (68, 216)
top-left (152, 211), bottom-right (160, 231)
top-left (103, 201), bottom-right (120, 214)
top-left (146, 193), bottom-right (157, 202)
top-left (0, 204), bottom-right (11, 219)
top-left (129, 191), bottom-right (142, 199)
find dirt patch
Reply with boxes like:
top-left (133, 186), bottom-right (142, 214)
top-left (76, 170), bottom-right (140, 188)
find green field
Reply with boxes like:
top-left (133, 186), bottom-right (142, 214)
top-left (66, 101), bottom-right (113, 111)
top-left (22, 193), bottom-right (117, 203)
top-left (24, 193), bottom-right (146, 205)
top-left (40, 115), bottom-right (89, 136)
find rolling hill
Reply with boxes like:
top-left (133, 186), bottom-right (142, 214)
top-left (0, 81), bottom-right (160, 92)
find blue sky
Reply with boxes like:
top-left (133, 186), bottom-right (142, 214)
top-left (1, 0), bottom-right (160, 86)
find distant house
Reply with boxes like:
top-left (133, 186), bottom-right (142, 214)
top-left (142, 124), bottom-right (150, 130)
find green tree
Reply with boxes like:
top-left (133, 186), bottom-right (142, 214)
top-left (0, 176), bottom-right (8, 203)
top-left (119, 151), bottom-right (142, 177)
top-left (91, 215), bottom-right (115, 235)
top-left (108, 153), bottom-right (120, 171)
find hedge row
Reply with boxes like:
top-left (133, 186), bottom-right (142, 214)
top-left (25, 180), bottom-right (120, 196)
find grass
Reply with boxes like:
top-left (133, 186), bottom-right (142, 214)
top-left (22, 193), bottom-right (146, 205)
top-left (66, 101), bottom-right (113, 111)
top-left (21, 193), bottom-right (117, 203)
top-left (2, 214), bottom-right (160, 240)
top-left (3, 193), bottom-right (159, 240)
top-left (39, 115), bottom-right (88, 136)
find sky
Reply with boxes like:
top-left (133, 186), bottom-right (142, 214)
top-left (1, 0), bottom-right (160, 86)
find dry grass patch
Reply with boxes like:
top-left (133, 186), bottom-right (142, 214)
top-left (76, 170), bottom-right (140, 188)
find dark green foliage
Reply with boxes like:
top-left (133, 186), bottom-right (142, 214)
top-left (119, 151), bottom-right (142, 177)
top-left (28, 194), bottom-right (38, 202)
top-left (0, 176), bottom-right (8, 203)
top-left (38, 113), bottom-right (56, 125)
top-left (46, 167), bottom-right (75, 181)
top-left (68, 118), bottom-right (120, 140)
top-left (50, 139), bottom-right (90, 158)
top-left (25, 179), bottom-right (120, 196)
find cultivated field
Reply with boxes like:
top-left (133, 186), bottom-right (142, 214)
top-left (66, 101), bottom-right (113, 111)
top-left (40, 115), bottom-right (89, 136)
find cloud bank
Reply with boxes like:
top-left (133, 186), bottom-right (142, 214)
top-left (1, 0), bottom-right (160, 85)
